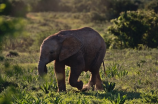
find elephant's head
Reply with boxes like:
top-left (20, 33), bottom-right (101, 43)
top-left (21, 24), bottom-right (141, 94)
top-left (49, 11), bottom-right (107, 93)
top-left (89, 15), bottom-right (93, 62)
top-left (38, 33), bottom-right (82, 76)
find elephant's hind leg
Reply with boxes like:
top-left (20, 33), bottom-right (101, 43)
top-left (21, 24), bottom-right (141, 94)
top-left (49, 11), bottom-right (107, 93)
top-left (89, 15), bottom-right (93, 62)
top-left (69, 53), bottom-right (85, 90)
top-left (82, 71), bottom-right (103, 91)
top-left (95, 72), bottom-right (103, 90)
top-left (69, 68), bottom-right (83, 90)
top-left (82, 72), bottom-right (97, 91)
top-left (85, 49), bottom-right (105, 91)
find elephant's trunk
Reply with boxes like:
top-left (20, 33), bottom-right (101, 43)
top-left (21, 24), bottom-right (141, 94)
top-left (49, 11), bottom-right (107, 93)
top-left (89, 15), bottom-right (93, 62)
top-left (38, 60), bottom-right (47, 76)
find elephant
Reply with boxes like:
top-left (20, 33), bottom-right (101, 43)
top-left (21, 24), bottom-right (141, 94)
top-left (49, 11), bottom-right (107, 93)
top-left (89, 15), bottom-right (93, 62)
top-left (38, 27), bottom-right (106, 92)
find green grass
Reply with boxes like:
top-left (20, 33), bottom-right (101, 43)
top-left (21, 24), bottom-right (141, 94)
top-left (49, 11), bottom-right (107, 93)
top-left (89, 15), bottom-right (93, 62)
top-left (1, 48), bottom-right (158, 103)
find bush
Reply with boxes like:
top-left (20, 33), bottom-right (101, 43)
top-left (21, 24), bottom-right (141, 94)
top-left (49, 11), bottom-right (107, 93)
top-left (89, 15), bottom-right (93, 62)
top-left (107, 10), bottom-right (158, 48)
top-left (6, 51), bottom-right (19, 57)
top-left (102, 0), bottom-right (139, 20)
top-left (0, 0), bottom-right (28, 17)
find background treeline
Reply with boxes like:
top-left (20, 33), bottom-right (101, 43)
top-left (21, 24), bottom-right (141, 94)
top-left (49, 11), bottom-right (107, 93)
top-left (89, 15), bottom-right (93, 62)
top-left (1, 0), bottom-right (158, 20)
top-left (0, 0), bottom-right (158, 51)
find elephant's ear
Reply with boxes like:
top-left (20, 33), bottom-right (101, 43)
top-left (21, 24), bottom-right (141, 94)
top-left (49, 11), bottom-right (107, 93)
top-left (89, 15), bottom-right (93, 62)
top-left (59, 37), bottom-right (81, 61)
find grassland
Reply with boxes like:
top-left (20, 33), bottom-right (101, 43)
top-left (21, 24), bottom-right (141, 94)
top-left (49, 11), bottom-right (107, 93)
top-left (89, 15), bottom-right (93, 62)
top-left (0, 12), bottom-right (158, 103)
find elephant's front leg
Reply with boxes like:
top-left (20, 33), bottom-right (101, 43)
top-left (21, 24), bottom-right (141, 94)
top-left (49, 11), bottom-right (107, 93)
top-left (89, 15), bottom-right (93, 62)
top-left (54, 60), bottom-right (66, 91)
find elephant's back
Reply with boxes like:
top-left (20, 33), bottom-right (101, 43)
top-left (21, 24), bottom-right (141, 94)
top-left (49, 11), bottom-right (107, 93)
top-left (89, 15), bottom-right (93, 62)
top-left (76, 27), bottom-right (105, 49)
top-left (73, 27), bottom-right (105, 45)
top-left (74, 27), bottom-right (106, 69)
top-left (61, 27), bottom-right (106, 49)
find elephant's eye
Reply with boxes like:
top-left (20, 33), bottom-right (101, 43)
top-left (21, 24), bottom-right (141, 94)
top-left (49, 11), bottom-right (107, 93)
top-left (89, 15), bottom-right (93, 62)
top-left (50, 51), bottom-right (54, 54)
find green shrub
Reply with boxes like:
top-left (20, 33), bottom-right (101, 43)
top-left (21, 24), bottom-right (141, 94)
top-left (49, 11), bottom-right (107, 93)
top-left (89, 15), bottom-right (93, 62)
top-left (108, 10), bottom-right (158, 48)
top-left (105, 63), bottom-right (128, 78)
top-left (9, 51), bottom-right (19, 56)
top-left (110, 93), bottom-right (127, 104)
top-left (104, 81), bottom-right (115, 92)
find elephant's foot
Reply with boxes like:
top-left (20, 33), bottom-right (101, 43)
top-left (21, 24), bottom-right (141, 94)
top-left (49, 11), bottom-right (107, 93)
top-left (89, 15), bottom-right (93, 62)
top-left (58, 88), bottom-right (66, 92)
top-left (69, 80), bottom-right (83, 90)
top-left (58, 84), bottom-right (66, 92)
top-left (81, 84), bottom-right (94, 91)
top-left (81, 84), bottom-right (90, 91)
top-left (81, 83), bottom-right (103, 91)
top-left (95, 86), bottom-right (103, 91)
top-left (95, 83), bottom-right (103, 91)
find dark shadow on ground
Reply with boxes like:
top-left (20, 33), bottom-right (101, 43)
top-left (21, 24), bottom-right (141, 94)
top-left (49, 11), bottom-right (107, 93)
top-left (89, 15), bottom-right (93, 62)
top-left (67, 81), bottom-right (141, 101)
top-left (0, 81), bottom-right (18, 93)
top-left (82, 90), bottom-right (141, 100)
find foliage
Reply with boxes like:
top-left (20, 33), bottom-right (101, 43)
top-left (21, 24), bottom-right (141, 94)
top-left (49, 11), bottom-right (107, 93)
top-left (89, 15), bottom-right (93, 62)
top-left (0, 0), bottom-right (28, 17)
top-left (104, 81), bottom-right (116, 92)
top-left (0, 86), bottom-right (17, 104)
top-left (0, 2), bottom-right (25, 52)
top-left (65, 0), bottom-right (139, 21)
top-left (105, 63), bottom-right (128, 78)
top-left (144, 0), bottom-right (158, 13)
top-left (6, 0), bottom-right (140, 21)
top-left (141, 90), bottom-right (158, 103)
top-left (0, 16), bottom-right (24, 51)
top-left (110, 93), bottom-right (127, 104)
top-left (40, 76), bottom-right (58, 94)
top-left (1, 0), bottom-right (157, 21)
top-left (108, 10), bottom-right (158, 48)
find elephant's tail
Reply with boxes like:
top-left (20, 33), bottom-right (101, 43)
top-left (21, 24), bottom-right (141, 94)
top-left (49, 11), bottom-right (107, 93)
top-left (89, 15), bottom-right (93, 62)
top-left (102, 61), bottom-right (106, 76)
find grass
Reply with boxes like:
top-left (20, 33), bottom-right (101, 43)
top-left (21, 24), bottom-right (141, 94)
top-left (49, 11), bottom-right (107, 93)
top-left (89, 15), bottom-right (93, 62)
top-left (0, 48), bottom-right (158, 103)
top-left (26, 12), bottom-right (110, 38)
top-left (0, 12), bottom-right (158, 103)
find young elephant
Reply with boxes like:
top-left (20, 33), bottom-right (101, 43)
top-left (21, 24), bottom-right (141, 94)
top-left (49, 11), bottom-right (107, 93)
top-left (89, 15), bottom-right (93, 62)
top-left (38, 27), bottom-right (106, 91)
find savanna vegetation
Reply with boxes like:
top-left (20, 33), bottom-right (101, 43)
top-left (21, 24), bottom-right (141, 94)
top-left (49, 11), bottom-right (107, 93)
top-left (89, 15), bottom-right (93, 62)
top-left (0, 0), bottom-right (158, 103)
